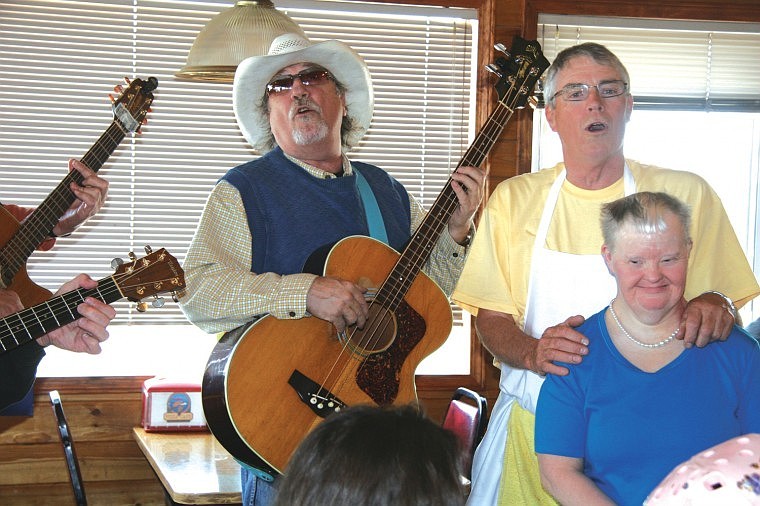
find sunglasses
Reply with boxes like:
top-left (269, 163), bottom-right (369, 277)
top-left (266, 69), bottom-right (334, 95)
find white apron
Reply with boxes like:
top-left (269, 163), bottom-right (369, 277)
top-left (467, 166), bottom-right (635, 506)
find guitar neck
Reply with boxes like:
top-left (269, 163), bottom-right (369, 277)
top-left (0, 275), bottom-right (120, 354)
top-left (0, 121), bottom-right (126, 287)
top-left (375, 101), bottom-right (515, 310)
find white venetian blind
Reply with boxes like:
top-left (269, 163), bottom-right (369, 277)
top-left (537, 14), bottom-right (760, 111)
top-left (0, 0), bottom-right (476, 325)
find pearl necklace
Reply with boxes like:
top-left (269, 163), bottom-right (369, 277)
top-left (608, 299), bottom-right (679, 349)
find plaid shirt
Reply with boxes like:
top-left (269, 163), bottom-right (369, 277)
top-left (180, 154), bottom-right (469, 333)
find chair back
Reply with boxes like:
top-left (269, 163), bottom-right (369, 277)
top-left (50, 390), bottom-right (87, 506)
top-left (441, 387), bottom-right (488, 479)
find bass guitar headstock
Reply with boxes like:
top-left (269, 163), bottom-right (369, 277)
top-left (109, 76), bottom-right (158, 135)
top-left (111, 245), bottom-right (185, 311)
top-left (486, 37), bottom-right (550, 111)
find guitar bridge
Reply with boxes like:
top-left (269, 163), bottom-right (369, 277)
top-left (288, 369), bottom-right (347, 418)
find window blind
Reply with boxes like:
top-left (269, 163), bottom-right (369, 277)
top-left (0, 0), bottom-right (476, 327)
top-left (537, 14), bottom-right (760, 111)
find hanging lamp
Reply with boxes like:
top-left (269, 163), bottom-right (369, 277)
top-left (176, 0), bottom-right (306, 82)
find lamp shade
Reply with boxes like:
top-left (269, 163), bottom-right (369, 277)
top-left (176, 0), bottom-right (306, 82)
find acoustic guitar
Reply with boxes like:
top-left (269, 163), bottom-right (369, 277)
top-left (0, 76), bottom-right (158, 307)
top-left (0, 247), bottom-right (184, 355)
top-left (202, 37), bottom-right (550, 477)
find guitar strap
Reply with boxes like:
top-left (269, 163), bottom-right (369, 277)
top-left (354, 168), bottom-right (389, 245)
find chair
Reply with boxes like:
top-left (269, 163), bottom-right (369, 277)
top-left (49, 390), bottom-right (87, 506)
top-left (441, 387), bottom-right (488, 480)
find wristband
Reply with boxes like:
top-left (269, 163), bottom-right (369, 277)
top-left (704, 290), bottom-right (738, 321)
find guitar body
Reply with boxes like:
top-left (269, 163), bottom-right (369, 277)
top-left (203, 236), bottom-right (453, 475)
top-left (0, 206), bottom-right (52, 306)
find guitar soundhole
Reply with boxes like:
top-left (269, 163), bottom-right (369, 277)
top-left (348, 304), bottom-right (397, 355)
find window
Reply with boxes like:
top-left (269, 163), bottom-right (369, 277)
top-left (533, 14), bottom-right (760, 324)
top-left (0, 0), bottom-right (477, 377)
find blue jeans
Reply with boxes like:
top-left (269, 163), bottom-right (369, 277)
top-left (241, 466), bottom-right (278, 506)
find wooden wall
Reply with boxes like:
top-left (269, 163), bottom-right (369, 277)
top-left (0, 378), bottom-right (164, 505)
top-left (2, 0), bottom-right (759, 504)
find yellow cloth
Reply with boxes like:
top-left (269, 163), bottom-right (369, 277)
top-left (453, 159), bottom-right (760, 322)
top-left (498, 404), bottom-right (557, 506)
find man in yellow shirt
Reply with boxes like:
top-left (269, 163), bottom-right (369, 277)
top-left (452, 42), bottom-right (760, 505)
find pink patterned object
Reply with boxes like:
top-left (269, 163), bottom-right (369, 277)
top-left (645, 434), bottom-right (760, 505)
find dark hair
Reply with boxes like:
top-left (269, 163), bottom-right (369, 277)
top-left (273, 404), bottom-right (466, 506)
top-left (543, 42), bottom-right (631, 107)
top-left (600, 191), bottom-right (692, 251)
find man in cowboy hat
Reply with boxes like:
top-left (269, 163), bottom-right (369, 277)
top-left (180, 33), bottom-right (485, 505)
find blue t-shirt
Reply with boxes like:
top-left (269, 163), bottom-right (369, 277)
top-left (535, 307), bottom-right (760, 506)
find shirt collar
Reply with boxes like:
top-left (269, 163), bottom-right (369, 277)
top-left (283, 152), bottom-right (353, 179)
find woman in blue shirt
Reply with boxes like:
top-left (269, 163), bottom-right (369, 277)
top-left (535, 191), bottom-right (760, 506)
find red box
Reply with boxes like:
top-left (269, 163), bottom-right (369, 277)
top-left (141, 377), bottom-right (208, 432)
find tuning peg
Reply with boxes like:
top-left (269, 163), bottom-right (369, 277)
top-left (143, 76), bottom-right (159, 93)
top-left (114, 84), bottom-right (124, 94)
top-left (494, 42), bottom-right (510, 57)
top-left (152, 296), bottom-right (165, 308)
top-left (530, 78), bottom-right (546, 109)
top-left (110, 257), bottom-right (124, 269)
top-left (172, 292), bottom-right (180, 303)
top-left (128, 251), bottom-right (137, 261)
top-left (108, 94), bottom-right (116, 104)
top-left (485, 63), bottom-right (504, 78)
top-left (136, 301), bottom-right (149, 312)
top-left (144, 245), bottom-right (153, 255)
top-left (124, 76), bottom-right (132, 85)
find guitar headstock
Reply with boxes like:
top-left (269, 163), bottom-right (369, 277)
top-left (110, 76), bottom-right (158, 135)
top-left (113, 246), bottom-right (185, 306)
top-left (486, 37), bottom-right (550, 111)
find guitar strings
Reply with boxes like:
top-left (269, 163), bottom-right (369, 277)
top-left (0, 87), bottom-right (148, 282)
top-left (314, 72), bottom-right (526, 401)
top-left (0, 120), bottom-right (128, 281)
top-left (0, 256), bottom-right (174, 351)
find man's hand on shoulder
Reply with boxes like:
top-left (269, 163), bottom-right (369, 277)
top-left (534, 315), bottom-right (588, 376)
top-left (677, 292), bottom-right (736, 348)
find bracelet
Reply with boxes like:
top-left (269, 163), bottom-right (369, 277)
top-left (704, 290), bottom-right (738, 321)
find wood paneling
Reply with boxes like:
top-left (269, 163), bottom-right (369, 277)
top-left (0, 381), bottom-right (165, 505)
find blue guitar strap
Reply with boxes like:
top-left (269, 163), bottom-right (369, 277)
top-left (354, 168), bottom-right (389, 245)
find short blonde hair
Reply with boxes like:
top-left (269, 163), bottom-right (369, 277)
top-left (600, 191), bottom-right (692, 250)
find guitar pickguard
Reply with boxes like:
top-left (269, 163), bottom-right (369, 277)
top-left (355, 298), bottom-right (425, 405)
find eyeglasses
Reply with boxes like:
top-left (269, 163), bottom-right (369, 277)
top-left (551, 80), bottom-right (629, 102)
top-left (266, 69), bottom-right (334, 95)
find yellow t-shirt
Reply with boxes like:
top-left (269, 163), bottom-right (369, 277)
top-left (452, 160), bottom-right (759, 328)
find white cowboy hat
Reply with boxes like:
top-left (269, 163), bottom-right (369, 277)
top-left (233, 33), bottom-right (374, 152)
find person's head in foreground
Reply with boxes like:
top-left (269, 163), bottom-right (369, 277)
top-left (274, 403), bottom-right (466, 506)
top-left (645, 433), bottom-right (760, 505)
